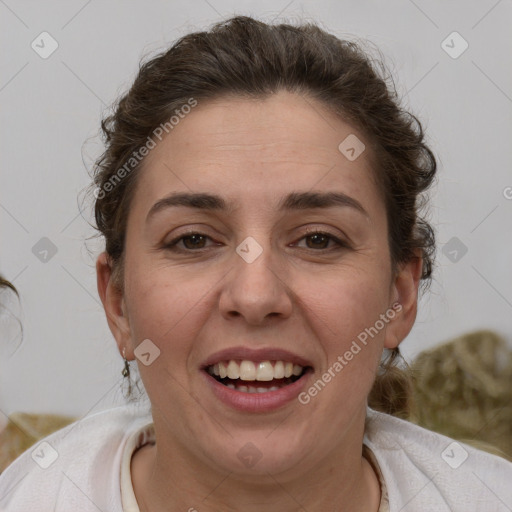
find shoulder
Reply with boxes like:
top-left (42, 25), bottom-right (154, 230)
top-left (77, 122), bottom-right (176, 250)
top-left (0, 404), bottom-right (153, 512)
top-left (364, 407), bottom-right (512, 512)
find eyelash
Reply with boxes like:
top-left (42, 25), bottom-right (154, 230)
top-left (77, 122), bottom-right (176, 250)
top-left (163, 229), bottom-right (349, 254)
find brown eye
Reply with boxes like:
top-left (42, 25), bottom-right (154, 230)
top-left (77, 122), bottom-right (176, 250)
top-left (304, 233), bottom-right (331, 249)
top-left (181, 234), bottom-right (208, 250)
top-left (164, 232), bottom-right (214, 252)
top-left (295, 231), bottom-right (348, 251)
top-left (164, 230), bottom-right (348, 254)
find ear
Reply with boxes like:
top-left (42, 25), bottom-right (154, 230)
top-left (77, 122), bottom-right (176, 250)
top-left (384, 253), bottom-right (423, 349)
top-left (96, 252), bottom-right (133, 359)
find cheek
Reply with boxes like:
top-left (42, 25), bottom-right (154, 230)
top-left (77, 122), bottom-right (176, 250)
top-left (305, 263), bottom-right (391, 333)
top-left (292, 269), bottom-right (392, 431)
top-left (123, 272), bottom-right (202, 399)
top-left (306, 265), bottom-right (392, 378)
top-left (126, 270), bottom-right (198, 339)
top-left (342, 273), bottom-right (390, 330)
top-left (125, 254), bottom-right (194, 344)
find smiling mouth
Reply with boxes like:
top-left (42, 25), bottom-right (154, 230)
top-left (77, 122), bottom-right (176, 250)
top-left (206, 359), bottom-right (310, 393)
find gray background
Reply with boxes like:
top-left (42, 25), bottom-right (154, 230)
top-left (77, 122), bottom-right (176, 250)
top-left (1, 0), bottom-right (511, 417)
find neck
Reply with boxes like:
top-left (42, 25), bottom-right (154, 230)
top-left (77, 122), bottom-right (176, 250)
top-left (131, 411), bottom-right (381, 512)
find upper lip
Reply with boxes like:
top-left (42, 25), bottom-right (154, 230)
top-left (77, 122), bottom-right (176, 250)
top-left (201, 346), bottom-right (314, 370)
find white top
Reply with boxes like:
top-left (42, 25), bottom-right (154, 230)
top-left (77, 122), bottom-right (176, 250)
top-left (120, 422), bottom-right (155, 512)
top-left (0, 404), bottom-right (510, 511)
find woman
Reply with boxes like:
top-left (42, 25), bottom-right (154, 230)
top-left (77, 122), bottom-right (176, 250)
top-left (1, 15), bottom-right (510, 512)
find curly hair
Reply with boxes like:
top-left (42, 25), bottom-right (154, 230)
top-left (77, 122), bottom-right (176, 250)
top-left (91, 15), bottom-right (437, 417)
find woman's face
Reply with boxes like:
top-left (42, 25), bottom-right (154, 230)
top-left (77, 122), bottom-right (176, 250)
top-left (98, 90), bottom-right (420, 478)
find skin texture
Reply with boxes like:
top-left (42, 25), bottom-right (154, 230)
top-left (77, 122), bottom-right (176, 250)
top-left (97, 90), bottom-right (422, 512)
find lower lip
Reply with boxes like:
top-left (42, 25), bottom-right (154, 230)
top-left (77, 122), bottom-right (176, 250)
top-left (201, 370), bottom-right (311, 413)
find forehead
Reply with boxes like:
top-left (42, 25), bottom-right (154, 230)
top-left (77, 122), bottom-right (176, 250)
top-left (132, 91), bottom-right (381, 217)
top-left (148, 92), bottom-right (365, 162)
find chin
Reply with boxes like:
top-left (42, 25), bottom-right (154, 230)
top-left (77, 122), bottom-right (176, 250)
top-left (202, 432), bottom-right (313, 479)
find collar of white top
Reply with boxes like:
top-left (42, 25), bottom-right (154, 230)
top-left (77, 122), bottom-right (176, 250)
top-left (120, 423), bottom-right (156, 512)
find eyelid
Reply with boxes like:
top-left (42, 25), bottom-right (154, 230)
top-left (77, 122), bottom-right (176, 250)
top-left (294, 227), bottom-right (350, 250)
top-left (162, 229), bottom-right (217, 251)
top-left (163, 225), bottom-right (351, 253)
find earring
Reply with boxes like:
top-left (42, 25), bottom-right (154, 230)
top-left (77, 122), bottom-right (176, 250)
top-left (121, 348), bottom-right (134, 398)
top-left (122, 348), bottom-right (130, 379)
top-left (121, 348), bottom-right (142, 401)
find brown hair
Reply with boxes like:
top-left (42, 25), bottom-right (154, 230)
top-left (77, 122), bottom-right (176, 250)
top-left (0, 276), bottom-right (17, 296)
top-left (91, 15), bottom-right (436, 417)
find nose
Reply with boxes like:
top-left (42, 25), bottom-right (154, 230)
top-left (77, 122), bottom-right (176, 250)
top-left (218, 236), bottom-right (293, 326)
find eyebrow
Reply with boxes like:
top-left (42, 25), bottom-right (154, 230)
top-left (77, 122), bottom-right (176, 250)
top-left (146, 190), bottom-right (369, 222)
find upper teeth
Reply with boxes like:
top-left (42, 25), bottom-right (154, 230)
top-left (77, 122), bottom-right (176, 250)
top-left (208, 360), bottom-right (303, 381)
